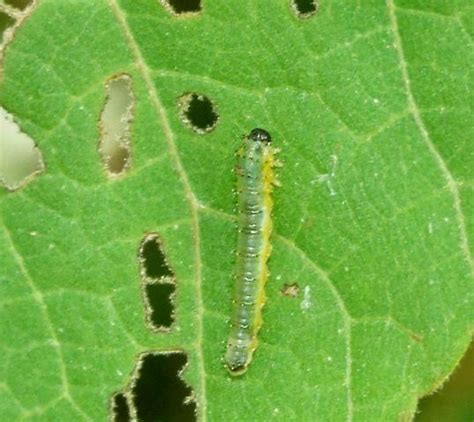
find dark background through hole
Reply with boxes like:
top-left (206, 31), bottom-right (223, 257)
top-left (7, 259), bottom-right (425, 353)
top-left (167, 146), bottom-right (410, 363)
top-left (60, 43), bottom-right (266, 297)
top-left (167, 0), bottom-right (201, 13)
top-left (132, 353), bottom-right (196, 422)
top-left (4, 0), bottom-right (32, 11)
top-left (145, 282), bottom-right (175, 328)
top-left (111, 393), bottom-right (130, 422)
top-left (0, 12), bottom-right (14, 36)
top-left (184, 94), bottom-right (218, 132)
top-left (293, 0), bottom-right (318, 15)
top-left (141, 236), bottom-right (174, 279)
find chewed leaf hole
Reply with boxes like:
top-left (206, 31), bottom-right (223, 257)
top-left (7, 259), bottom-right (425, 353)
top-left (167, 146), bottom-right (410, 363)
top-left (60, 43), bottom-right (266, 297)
top-left (178, 93), bottom-right (218, 134)
top-left (139, 234), bottom-right (176, 331)
top-left (131, 352), bottom-right (197, 422)
top-left (110, 392), bottom-right (130, 422)
top-left (161, 0), bottom-right (201, 15)
top-left (145, 281), bottom-right (176, 329)
top-left (0, 107), bottom-right (45, 191)
top-left (290, 0), bottom-right (319, 18)
top-left (99, 74), bottom-right (134, 177)
top-left (281, 282), bottom-right (300, 298)
top-left (140, 234), bottom-right (174, 279)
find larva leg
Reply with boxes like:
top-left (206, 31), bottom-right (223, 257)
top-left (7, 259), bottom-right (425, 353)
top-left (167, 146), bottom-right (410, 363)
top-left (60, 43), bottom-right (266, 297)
top-left (272, 178), bottom-right (282, 187)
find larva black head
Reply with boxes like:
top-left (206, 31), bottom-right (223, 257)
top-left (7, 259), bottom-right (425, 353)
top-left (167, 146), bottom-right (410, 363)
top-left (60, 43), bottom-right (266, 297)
top-left (248, 128), bottom-right (272, 144)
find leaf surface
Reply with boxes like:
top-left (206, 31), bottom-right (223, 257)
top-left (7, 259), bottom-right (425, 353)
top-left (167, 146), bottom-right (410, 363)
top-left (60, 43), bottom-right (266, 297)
top-left (0, 0), bottom-right (472, 420)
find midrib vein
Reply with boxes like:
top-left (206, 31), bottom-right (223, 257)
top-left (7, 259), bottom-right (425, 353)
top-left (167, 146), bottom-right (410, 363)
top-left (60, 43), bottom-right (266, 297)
top-left (108, 0), bottom-right (207, 418)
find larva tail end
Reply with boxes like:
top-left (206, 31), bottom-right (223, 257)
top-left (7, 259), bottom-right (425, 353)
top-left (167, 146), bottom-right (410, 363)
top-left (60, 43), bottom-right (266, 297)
top-left (226, 363), bottom-right (248, 376)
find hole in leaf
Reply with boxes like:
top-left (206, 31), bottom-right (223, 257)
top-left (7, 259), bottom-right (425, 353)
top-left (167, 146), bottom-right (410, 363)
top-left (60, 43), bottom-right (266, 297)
top-left (161, 0), bottom-right (201, 15)
top-left (177, 93), bottom-right (218, 134)
top-left (140, 234), bottom-right (174, 279)
top-left (4, 0), bottom-right (32, 11)
top-left (139, 234), bottom-right (176, 331)
top-left (0, 12), bottom-right (15, 40)
top-left (110, 392), bottom-right (131, 422)
top-left (415, 340), bottom-right (474, 421)
top-left (99, 74), bottom-right (134, 177)
top-left (281, 282), bottom-right (300, 298)
top-left (131, 352), bottom-right (197, 422)
top-left (144, 281), bottom-right (176, 329)
top-left (0, 107), bottom-right (45, 191)
top-left (290, 0), bottom-right (319, 19)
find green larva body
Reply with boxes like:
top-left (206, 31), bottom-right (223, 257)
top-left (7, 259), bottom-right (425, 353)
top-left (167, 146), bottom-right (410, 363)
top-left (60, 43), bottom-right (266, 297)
top-left (225, 129), bottom-right (275, 376)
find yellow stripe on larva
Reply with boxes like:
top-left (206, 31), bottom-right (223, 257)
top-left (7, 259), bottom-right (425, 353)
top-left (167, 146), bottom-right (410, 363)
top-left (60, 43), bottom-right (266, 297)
top-left (225, 128), bottom-right (276, 376)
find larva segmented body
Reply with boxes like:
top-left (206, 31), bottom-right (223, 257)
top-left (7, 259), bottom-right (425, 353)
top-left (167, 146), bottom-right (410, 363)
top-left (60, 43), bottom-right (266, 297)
top-left (225, 128), bottom-right (276, 376)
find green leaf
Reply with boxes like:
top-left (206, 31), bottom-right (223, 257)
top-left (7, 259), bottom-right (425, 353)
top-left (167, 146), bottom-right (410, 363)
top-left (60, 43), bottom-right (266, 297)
top-left (1, 0), bottom-right (472, 420)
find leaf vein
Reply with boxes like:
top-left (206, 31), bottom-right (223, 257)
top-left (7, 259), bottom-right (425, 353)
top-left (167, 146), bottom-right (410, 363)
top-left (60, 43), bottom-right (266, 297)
top-left (387, 0), bottom-right (474, 276)
top-left (0, 219), bottom-right (92, 420)
top-left (107, 1), bottom-right (208, 418)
